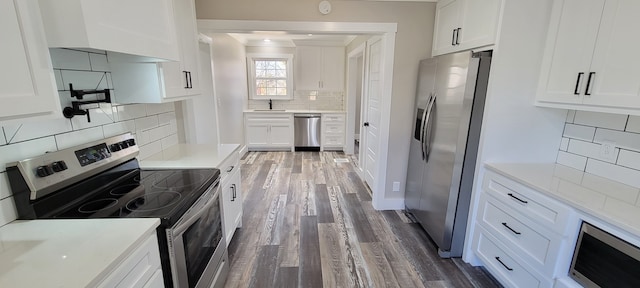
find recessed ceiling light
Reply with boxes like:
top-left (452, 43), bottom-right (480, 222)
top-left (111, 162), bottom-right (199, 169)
top-left (308, 34), bottom-right (313, 36)
top-left (264, 39), bottom-right (271, 42)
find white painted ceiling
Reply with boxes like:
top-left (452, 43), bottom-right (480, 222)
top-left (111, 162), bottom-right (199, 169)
top-left (228, 32), bottom-right (358, 47)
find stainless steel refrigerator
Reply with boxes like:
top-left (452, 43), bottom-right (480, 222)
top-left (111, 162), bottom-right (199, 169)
top-left (405, 50), bottom-right (491, 258)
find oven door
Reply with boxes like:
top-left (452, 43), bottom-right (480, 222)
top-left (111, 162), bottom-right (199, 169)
top-left (167, 183), bottom-right (226, 288)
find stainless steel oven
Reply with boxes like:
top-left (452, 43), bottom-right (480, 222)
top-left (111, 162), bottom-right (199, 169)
top-left (570, 222), bottom-right (640, 287)
top-left (6, 133), bottom-right (229, 288)
top-left (168, 181), bottom-right (228, 288)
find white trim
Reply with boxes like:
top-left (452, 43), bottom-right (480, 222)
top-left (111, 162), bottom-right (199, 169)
top-left (246, 53), bottom-right (294, 100)
top-left (372, 197), bottom-right (405, 210)
top-left (197, 20), bottom-right (397, 34)
top-left (346, 42), bottom-right (366, 156)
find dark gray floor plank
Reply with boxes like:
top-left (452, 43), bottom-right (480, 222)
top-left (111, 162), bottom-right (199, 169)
top-left (292, 154), bottom-right (302, 173)
top-left (299, 216), bottom-right (323, 288)
top-left (274, 267), bottom-right (299, 288)
top-left (248, 245), bottom-right (280, 288)
top-left (348, 171), bottom-right (373, 201)
top-left (315, 184), bottom-right (334, 223)
top-left (344, 193), bottom-right (378, 243)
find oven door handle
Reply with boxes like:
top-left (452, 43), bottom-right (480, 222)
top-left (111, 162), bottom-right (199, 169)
top-left (172, 185), bottom-right (219, 236)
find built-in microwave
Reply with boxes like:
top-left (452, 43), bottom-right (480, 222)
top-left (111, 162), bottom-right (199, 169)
top-left (569, 222), bottom-right (640, 287)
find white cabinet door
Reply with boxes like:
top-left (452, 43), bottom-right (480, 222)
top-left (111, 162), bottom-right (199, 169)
top-left (320, 47), bottom-right (346, 91)
top-left (246, 122), bottom-right (270, 146)
top-left (583, 0), bottom-right (640, 108)
top-left (222, 166), bottom-right (242, 246)
top-left (536, 0), bottom-right (605, 104)
top-left (432, 0), bottom-right (462, 56)
top-left (295, 46), bottom-right (323, 90)
top-left (270, 123), bottom-right (293, 147)
top-left (0, 0), bottom-right (60, 122)
top-left (457, 0), bottom-right (502, 50)
top-left (163, 0), bottom-right (200, 99)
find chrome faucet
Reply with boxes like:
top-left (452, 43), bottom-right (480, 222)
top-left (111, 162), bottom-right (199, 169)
top-left (268, 99), bottom-right (273, 110)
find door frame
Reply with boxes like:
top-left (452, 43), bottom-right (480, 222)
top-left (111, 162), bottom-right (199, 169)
top-left (197, 20), bottom-right (397, 210)
top-left (346, 42), bottom-right (365, 157)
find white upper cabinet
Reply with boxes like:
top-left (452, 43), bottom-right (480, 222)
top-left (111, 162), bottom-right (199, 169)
top-left (0, 0), bottom-right (61, 123)
top-left (295, 46), bottom-right (345, 91)
top-left (109, 0), bottom-right (201, 103)
top-left (38, 0), bottom-right (179, 62)
top-left (536, 0), bottom-right (640, 115)
top-left (432, 0), bottom-right (502, 57)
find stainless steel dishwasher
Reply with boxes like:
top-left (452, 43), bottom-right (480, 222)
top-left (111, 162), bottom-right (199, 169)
top-left (294, 114), bottom-right (321, 151)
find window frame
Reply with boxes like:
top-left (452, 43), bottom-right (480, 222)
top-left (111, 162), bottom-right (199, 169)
top-left (247, 53), bottom-right (294, 100)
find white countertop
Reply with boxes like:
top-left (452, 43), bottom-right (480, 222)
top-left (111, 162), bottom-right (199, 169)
top-left (486, 163), bottom-right (640, 237)
top-left (243, 109), bottom-right (345, 114)
top-left (0, 218), bottom-right (160, 288)
top-left (140, 143), bottom-right (241, 169)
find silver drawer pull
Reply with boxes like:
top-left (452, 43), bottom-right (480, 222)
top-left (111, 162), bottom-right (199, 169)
top-left (226, 166), bottom-right (234, 173)
top-left (507, 193), bottom-right (528, 204)
top-left (502, 222), bottom-right (521, 235)
top-left (495, 257), bottom-right (513, 271)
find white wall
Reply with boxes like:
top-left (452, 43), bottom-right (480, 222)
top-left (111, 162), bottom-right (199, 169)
top-left (209, 33), bottom-right (248, 144)
top-left (463, 0), bottom-right (568, 263)
top-left (0, 48), bottom-right (181, 227)
top-left (196, 0), bottom-right (435, 204)
top-left (558, 111), bottom-right (640, 188)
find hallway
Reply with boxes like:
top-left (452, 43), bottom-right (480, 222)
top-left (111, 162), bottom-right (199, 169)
top-left (224, 151), bottom-right (499, 288)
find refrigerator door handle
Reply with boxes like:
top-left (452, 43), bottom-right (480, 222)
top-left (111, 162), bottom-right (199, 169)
top-left (419, 94), bottom-right (432, 160)
top-left (424, 94), bottom-right (436, 162)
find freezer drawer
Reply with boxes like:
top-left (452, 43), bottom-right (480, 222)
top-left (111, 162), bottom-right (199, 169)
top-left (294, 114), bottom-right (321, 149)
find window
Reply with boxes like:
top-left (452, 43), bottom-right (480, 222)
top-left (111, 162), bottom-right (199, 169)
top-left (247, 54), bottom-right (293, 100)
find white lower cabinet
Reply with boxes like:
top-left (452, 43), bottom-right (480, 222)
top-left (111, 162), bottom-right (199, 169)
top-left (321, 113), bottom-right (345, 150)
top-left (473, 170), bottom-right (576, 288)
top-left (97, 234), bottom-right (164, 288)
top-left (220, 149), bottom-right (243, 246)
top-left (245, 113), bottom-right (293, 150)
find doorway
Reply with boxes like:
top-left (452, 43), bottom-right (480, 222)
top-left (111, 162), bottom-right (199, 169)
top-left (346, 43), bottom-right (365, 166)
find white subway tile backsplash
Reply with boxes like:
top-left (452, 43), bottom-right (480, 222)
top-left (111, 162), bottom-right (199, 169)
top-left (162, 134), bottom-right (179, 149)
top-left (61, 70), bottom-right (110, 91)
top-left (557, 151), bottom-right (588, 171)
top-left (49, 49), bottom-right (91, 70)
top-left (0, 197), bottom-right (17, 227)
top-left (54, 70), bottom-right (64, 90)
top-left (135, 129), bottom-right (151, 146)
top-left (0, 137), bottom-right (57, 173)
top-left (55, 127), bottom-right (104, 150)
top-left (566, 110), bottom-right (576, 123)
top-left (89, 53), bottom-right (110, 72)
top-left (135, 116), bottom-right (159, 131)
top-left (567, 139), bottom-right (619, 163)
top-left (147, 125), bottom-right (168, 143)
top-left (626, 116), bottom-right (640, 133)
top-left (617, 150), bottom-right (640, 171)
top-left (146, 103), bottom-right (175, 115)
top-left (0, 130), bottom-right (6, 146)
top-left (4, 119), bottom-right (72, 144)
top-left (115, 104), bottom-right (147, 121)
top-left (563, 124), bottom-right (595, 141)
top-left (573, 111), bottom-right (628, 131)
top-left (586, 159), bottom-right (640, 188)
top-left (581, 173), bottom-right (640, 204)
top-left (0, 173), bottom-right (11, 200)
top-left (560, 138), bottom-right (569, 151)
top-left (71, 104), bottom-right (115, 130)
top-left (102, 120), bottom-right (135, 137)
top-left (158, 112), bottom-right (176, 126)
top-left (594, 128), bottom-right (640, 152)
top-left (138, 141), bottom-right (163, 160)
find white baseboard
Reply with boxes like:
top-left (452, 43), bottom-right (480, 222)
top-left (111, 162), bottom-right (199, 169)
top-left (372, 197), bottom-right (405, 210)
top-left (239, 145), bottom-right (248, 158)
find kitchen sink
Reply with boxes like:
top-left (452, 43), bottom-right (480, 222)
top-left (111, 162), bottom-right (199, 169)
top-left (253, 109), bottom-right (287, 112)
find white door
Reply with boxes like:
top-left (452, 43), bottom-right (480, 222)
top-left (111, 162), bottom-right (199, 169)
top-left (0, 0), bottom-right (59, 121)
top-left (584, 0), bottom-right (640, 108)
top-left (536, 0), bottom-right (605, 104)
top-left (361, 37), bottom-right (383, 186)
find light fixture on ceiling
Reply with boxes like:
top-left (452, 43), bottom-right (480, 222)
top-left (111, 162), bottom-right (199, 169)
top-left (264, 39), bottom-right (271, 42)
top-left (308, 34), bottom-right (313, 36)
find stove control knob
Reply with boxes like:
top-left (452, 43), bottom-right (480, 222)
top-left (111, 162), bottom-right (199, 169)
top-left (36, 165), bottom-right (54, 177)
top-left (51, 161), bottom-right (67, 172)
top-left (110, 143), bottom-right (122, 152)
top-left (127, 139), bottom-right (136, 146)
top-left (120, 140), bottom-right (130, 149)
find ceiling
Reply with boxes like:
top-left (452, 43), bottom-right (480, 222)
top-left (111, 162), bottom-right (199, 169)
top-left (227, 32), bottom-right (358, 47)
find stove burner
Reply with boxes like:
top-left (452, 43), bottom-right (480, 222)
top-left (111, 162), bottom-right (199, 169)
top-left (78, 198), bottom-right (118, 214)
top-left (126, 191), bottom-right (182, 212)
top-left (151, 172), bottom-right (207, 190)
top-left (110, 184), bottom-right (144, 196)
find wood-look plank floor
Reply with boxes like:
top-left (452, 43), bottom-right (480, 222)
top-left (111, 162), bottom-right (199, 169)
top-left (225, 151), bottom-right (501, 288)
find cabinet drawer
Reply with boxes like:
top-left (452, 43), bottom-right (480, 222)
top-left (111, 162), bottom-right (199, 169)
top-left (478, 194), bottom-right (563, 276)
top-left (322, 114), bottom-right (345, 123)
top-left (483, 171), bottom-right (572, 235)
top-left (323, 134), bottom-right (344, 146)
top-left (323, 123), bottom-right (344, 134)
top-left (474, 227), bottom-right (551, 288)
top-left (219, 151), bottom-right (240, 180)
top-left (97, 234), bottom-right (162, 288)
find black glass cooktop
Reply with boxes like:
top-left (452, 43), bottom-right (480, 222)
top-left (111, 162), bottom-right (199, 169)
top-left (28, 159), bottom-right (220, 227)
